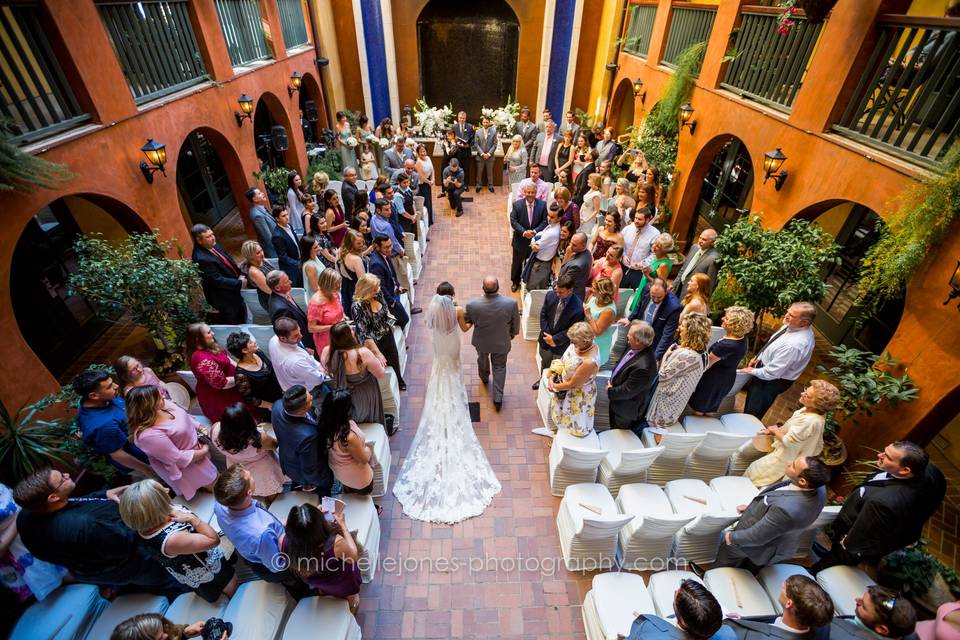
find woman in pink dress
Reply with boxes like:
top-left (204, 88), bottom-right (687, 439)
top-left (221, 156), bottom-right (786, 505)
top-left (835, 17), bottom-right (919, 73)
top-left (114, 355), bottom-right (170, 399)
top-left (320, 390), bottom-right (373, 494)
top-left (307, 268), bottom-right (344, 356)
top-left (186, 323), bottom-right (243, 422)
top-left (212, 402), bottom-right (286, 500)
top-left (127, 385), bottom-right (217, 500)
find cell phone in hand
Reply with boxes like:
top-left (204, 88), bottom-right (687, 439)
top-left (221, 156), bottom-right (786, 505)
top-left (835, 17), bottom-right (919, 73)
top-left (322, 496), bottom-right (336, 521)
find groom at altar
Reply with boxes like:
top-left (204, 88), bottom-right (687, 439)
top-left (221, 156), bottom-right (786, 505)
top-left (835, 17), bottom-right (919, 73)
top-left (464, 276), bottom-right (520, 412)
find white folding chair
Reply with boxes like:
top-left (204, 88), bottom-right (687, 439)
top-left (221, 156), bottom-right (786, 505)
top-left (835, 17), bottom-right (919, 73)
top-left (597, 429), bottom-right (663, 495)
top-left (241, 289), bottom-right (272, 325)
top-left (209, 324), bottom-right (242, 347)
top-left (84, 594), bottom-right (169, 640)
top-left (245, 324), bottom-right (276, 349)
top-left (223, 581), bottom-right (294, 640)
top-left (648, 571), bottom-right (702, 622)
top-left (593, 371), bottom-right (612, 430)
top-left (793, 505), bottom-right (842, 561)
top-left (722, 412), bottom-right (767, 475)
top-left (617, 483), bottom-right (696, 571)
top-left (173, 492), bottom-right (217, 523)
top-left (685, 431), bottom-right (753, 481)
top-left (581, 572), bottom-right (655, 640)
top-left (615, 290), bottom-right (634, 318)
top-left (380, 367), bottom-right (401, 423)
top-left (341, 494), bottom-right (381, 583)
top-left (708, 476), bottom-right (760, 513)
top-left (392, 324), bottom-right (407, 375)
top-left (549, 429), bottom-right (609, 497)
top-left (165, 593), bottom-right (229, 625)
top-left (358, 422), bottom-right (390, 498)
top-left (403, 232), bottom-right (421, 281)
top-left (704, 567), bottom-right (778, 618)
top-left (557, 483), bottom-right (633, 571)
top-left (757, 564), bottom-right (815, 614)
top-left (263, 257), bottom-right (279, 271)
top-left (641, 430), bottom-right (706, 485)
top-left (816, 566), bottom-right (875, 617)
top-left (521, 289), bottom-right (548, 340)
top-left (281, 597), bottom-right (361, 640)
top-left (268, 491), bottom-right (319, 523)
top-left (10, 585), bottom-right (106, 640)
top-left (665, 479), bottom-right (738, 564)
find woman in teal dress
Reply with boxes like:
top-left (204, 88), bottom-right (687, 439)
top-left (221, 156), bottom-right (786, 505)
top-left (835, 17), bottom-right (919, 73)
top-left (334, 111), bottom-right (357, 171)
top-left (584, 277), bottom-right (619, 366)
top-left (626, 232), bottom-right (675, 317)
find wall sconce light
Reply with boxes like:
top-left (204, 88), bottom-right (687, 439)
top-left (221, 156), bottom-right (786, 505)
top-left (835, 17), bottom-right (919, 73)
top-left (679, 103), bottom-right (696, 134)
top-left (139, 139), bottom-right (166, 184)
top-left (315, 57), bottom-right (329, 68)
top-left (944, 260), bottom-right (960, 310)
top-left (605, 62), bottom-right (620, 72)
top-left (288, 72), bottom-right (302, 97)
top-left (763, 147), bottom-right (789, 191)
top-left (235, 94), bottom-right (254, 127)
top-left (633, 78), bottom-right (646, 103)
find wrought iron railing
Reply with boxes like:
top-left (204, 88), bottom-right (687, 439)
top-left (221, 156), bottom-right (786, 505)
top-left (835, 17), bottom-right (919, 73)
top-left (662, 3), bottom-right (716, 71)
top-left (834, 15), bottom-right (960, 167)
top-left (0, 3), bottom-right (89, 144)
top-left (721, 7), bottom-right (825, 112)
top-left (215, 0), bottom-right (270, 67)
top-left (623, 3), bottom-right (659, 58)
top-left (276, 0), bottom-right (308, 50)
top-left (97, 0), bottom-right (207, 103)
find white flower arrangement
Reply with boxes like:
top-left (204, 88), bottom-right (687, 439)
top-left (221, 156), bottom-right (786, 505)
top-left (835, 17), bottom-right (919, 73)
top-left (307, 146), bottom-right (323, 158)
top-left (346, 136), bottom-right (358, 148)
top-left (481, 99), bottom-right (520, 138)
top-left (378, 137), bottom-right (391, 148)
top-left (413, 98), bottom-right (454, 139)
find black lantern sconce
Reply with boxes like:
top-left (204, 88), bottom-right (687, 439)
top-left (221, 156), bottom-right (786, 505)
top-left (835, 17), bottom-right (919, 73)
top-left (944, 260), bottom-right (960, 310)
top-left (235, 94), bottom-right (254, 127)
top-left (139, 139), bottom-right (166, 184)
top-left (288, 72), bottom-right (302, 98)
top-left (763, 148), bottom-right (789, 191)
top-left (633, 78), bottom-right (646, 103)
top-left (679, 103), bottom-right (696, 134)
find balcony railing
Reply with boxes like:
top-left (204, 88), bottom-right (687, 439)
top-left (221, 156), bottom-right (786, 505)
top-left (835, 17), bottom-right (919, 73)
top-left (721, 7), bottom-right (825, 112)
top-left (0, 4), bottom-right (89, 144)
top-left (834, 15), bottom-right (959, 167)
top-left (98, 0), bottom-right (207, 103)
top-left (662, 3), bottom-right (716, 72)
top-left (276, 0), bottom-right (308, 50)
top-left (623, 3), bottom-right (658, 58)
top-left (215, 0), bottom-right (270, 67)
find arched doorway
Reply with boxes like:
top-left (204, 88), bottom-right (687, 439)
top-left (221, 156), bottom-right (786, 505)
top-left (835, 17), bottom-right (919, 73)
top-left (609, 78), bottom-right (636, 135)
top-left (253, 93), bottom-right (296, 170)
top-left (299, 73), bottom-right (325, 144)
top-left (687, 136), bottom-right (754, 246)
top-left (797, 201), bottom-right (905, 354)
top-left (176, 129), bottom-right (240, 228)
top-left (417, 0), bottom-right (519, 120)
top-left (11, 195), bottom-right (149, 377)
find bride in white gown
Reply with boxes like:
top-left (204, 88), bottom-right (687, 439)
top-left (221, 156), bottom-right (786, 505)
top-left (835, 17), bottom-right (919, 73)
top-left (393, 292), bottom-right (501, 524)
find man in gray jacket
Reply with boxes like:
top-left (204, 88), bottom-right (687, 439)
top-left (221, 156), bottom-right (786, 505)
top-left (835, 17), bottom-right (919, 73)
top-left (463, 276), bottom-right (519, 411)
top-left (473, 116), bottom-right (500, 193)
top-left (246, 187), bottom-right (277, 258)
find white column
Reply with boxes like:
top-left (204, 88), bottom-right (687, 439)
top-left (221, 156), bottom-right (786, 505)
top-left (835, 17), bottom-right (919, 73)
top-left (563, 0), bottom-right (585, 114)
top-left (535, 0), bottom-right (557, 118)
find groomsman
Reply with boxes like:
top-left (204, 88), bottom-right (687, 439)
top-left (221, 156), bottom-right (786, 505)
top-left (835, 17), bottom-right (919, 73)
top-left (558, 110), bottom-right (581, 141)
top-left (513, 107), bottom-right (538, 163)
top-left (537, 108), bottom-right (553, 133)
top-left (509, 184), bottom-right (548, 292)
top-left (453, 111), bottom-right (474, 185)
top-left (474, 116), bottom-right (499, 193)
top-left (531, 121), bottom-right (558, 183)
top-left (673, 228), bottom-right (719, 300)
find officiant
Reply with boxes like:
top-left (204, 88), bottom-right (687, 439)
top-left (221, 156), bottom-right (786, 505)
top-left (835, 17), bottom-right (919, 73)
top-left (453, 110), bottom-right (474, 186)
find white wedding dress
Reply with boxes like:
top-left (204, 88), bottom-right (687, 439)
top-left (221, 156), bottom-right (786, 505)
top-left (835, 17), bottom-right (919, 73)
top-left (393, 295), bottom-right (501, 524)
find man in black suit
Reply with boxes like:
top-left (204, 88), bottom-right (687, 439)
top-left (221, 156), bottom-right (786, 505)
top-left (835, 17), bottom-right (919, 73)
top-left (191, 223), bottom-right (246, 325)
top-left (722, 575), bottom-right (835, 639)
top-left (571, 149), bottom-right (598, 206)
top-left (510, 183), bottom-right (548, 292)
top-left (606, 320), bottom-right (657, 434)
top-left (340, 166), bottom-right (360, 223)
top-left (270, 385), bottom-right (332, 495)
top-left (453, 110), bottom-right (474, 185)
top-left (673, 228), bottom-right (720, 301)
top-left (618, 278), bottom-right (681, 360)
top-left (368, 234), bottom-right (410, 330)
top-left (812, 440), bottom-right (945, 573)
top-left (269, 204), bottom-right (302, 287)
top-left (558, 232), bottom-right (593, 301)
top-left (266, 269), bottom-right (315, 352)
top-left (531, 274), bottom-right (584, 393)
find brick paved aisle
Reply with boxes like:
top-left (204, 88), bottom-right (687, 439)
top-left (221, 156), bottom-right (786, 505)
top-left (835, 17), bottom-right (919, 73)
top-left (358, 187), bottom-right (594, 638)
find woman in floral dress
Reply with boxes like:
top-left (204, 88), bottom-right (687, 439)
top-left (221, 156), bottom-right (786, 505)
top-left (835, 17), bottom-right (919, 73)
top-left (645, 313), bottom-right (712, 429)
top-left (548, 322), bottom-right (600, 437)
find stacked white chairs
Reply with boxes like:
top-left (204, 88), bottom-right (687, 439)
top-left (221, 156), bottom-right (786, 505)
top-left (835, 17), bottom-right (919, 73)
top-left (758, 564), bottom-right (815, 614)
top-left (682, 416), bottom-right (754, 481)
top-left (245, 323), bottom-right (276, 348)
top-left (793, 505), bottom-right (841, 561)
top-left (720, 413), bottom-right (766, 475)
top-left (556, 483), bottom-right (633, 571)
top-left (358, 422), bottom-right (390, 498)
top-left (341, 493), bottom-right (381, 583)
top-left (403, 232), bottom-right (421, 281)
top-left (10, 584), bottom-right (106, 640)
top-left (592, 371), bottom-right (612, 430)
top-left (616, 483), bottom-right (695, 570)
top-left (281, 597), bottom-right (361, 639)
top-left (641, 428), bottom-right (707, 485)
top-left (380, 367), bottom-right (401, 423)
top-left (605, 324), bottom-right (628, 370)
top-left (241, 289), bottom-right (272, 324)
top-left (648, 570), bottom-right (702, 621)
top-left (549, 429), bottom-right (609, 497)
top-left (597, 429), bottom-right (663, 495)
top-left (83, 594), bottom-right (169, 640)
top-left (414, 196), bottom-right (429, 247)
top-left (816, 566), bottom-right (875, 616)
top-left (223, 580), bottom-right (294, 640)
top-left (164, 380), bottom-right (192, 412)
top-left (703, 567), bottom-right (778, 618)
top-left (521, 289), bottom-right (548, 340)
top-left (581, 572), bottom-right (655, 640)
top-left (708, 475), bottom-right (760, 513)
top-left (399, 290), bottom-right (412, 335)
top-left (289, 287), bottom-right (309, 314)
top-left (392, 324), bottom-right (407, 375)
top-left (535, 370), bottom-right (553, 430)
top-left (403, 261), bottom-right (416, 306)
top-left (363, 179), bottom-right (377, 192)
top-left (165, 592), bottom-right (229, 624)
top-left (665, 479), bottom-right (738, 564)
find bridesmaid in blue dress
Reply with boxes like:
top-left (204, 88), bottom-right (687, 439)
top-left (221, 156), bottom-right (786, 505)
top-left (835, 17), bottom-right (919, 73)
top-left (688, 306), bottom-right (755, 414)
top-left (583, 277), bottom-right (619, 366)
top-left (335, 111), bottom-right (357, 171)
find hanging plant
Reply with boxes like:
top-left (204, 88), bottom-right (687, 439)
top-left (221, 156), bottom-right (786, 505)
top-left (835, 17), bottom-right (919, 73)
top-left (777, 0), bottom-right (836, 34)
top-left (0, 125), bottom-right (74, 193)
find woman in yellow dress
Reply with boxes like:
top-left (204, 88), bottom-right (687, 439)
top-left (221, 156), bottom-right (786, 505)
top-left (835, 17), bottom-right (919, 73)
top-left (745, 379), bottom-right (841, 487)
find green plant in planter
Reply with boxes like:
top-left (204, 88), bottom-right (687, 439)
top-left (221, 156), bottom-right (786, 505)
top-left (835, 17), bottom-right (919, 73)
top-left (253, 165), bottom-right (292, 204)
top-left (880, 540), bottom-right (960, 599)
top-left (816, 345), bottom-right (919, 434)
top-left (307, 150), bottom-right (343, 182)
top-left (643, 41), bottom-right (705, 140)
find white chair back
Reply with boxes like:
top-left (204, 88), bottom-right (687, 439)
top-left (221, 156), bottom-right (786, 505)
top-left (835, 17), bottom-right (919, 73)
top-left (664, 479), bottom-right (725, 516)
top-left (557, 443), bottom-right (609, 474)
top-left (708, 326), bottom-right (725, 348)
top-left (164, 381), bottom-right (191, 411)
top-left (328, 180), bottom-right (343, 197)
top-left (652, 432), bottom-right (707, 461)
top-left (521, 289), bottom-right (549, 340)
top-left (704, 567), bottom-right (778, 618)
top-left (240, 289), bottom-right (272, 325)
top-left (616, 446), bottom-right (665, 477)
top-left (245, 324), bottom-right (276, 349)
top-left (691, 431), bottom-right (753, 460)
top-left (709, 476), bottom-right (761, 513)
top-left (209, 324), bottom-right (241, 347)
top-left (177, 370), bottom-right (197, 391)
top-left (615, 290), bottom-right (634, 318)
top-left (222, 581), bottom-right (294, 640)
top-left (648, 571), bottom-right (703, 619)
top-left (816, 566), bottom-right (875, 616)
top-left (793, 505), bottom-right (841, 560)
top-left (288, 287), bottom-right (309, 314)
top-left (757, 564), bottom-right (814, 614)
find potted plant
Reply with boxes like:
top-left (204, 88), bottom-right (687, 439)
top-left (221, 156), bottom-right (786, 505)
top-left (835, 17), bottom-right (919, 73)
top-left (879, 541), bottom-right (960, 616)
top-left (252, 165), bottom-right (292, 206)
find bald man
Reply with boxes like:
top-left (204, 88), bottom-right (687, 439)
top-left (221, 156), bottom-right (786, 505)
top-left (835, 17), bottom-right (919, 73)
top-left (463, 276), bottom-right (520, 411)
top-left (673, 229), bottom-right (719, 301)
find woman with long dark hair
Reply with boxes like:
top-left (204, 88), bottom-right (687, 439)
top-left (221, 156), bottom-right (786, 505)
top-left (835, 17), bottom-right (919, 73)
top-left (186, 323), bottom-right (243, 422)
top-left (212, 402), bottom-right (284, 500)
top-left (286, 171), bottom-right (306, 236)
top-left (337, 229), bottom-right (367, 317)
top-left (319, 390), bottom-right (374, 494)
top-left (322, 321), bottom-right (386, 429)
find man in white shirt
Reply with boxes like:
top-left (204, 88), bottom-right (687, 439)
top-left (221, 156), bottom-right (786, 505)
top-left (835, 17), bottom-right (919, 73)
top-left (524, 204), bottom-right (562, 290)
top-left (620, 209), bottom-right (660, 289)
top-left (531, 120), bottom-right (558, 182)
top-left (739, 302), bottom-right (817, 420)
top-left (268, 317), bottom-right (326, 392)
top-left (514, 164), bottom-right (550, 202)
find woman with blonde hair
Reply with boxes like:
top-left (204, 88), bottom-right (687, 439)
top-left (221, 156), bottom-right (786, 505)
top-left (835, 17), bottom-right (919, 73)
top-left (584, 277), bottom-right (619, 366)
top-left (307, 267), bottom-right (344, 355)
top-left (546, 322), bottom-right (600, 438)
top-left (745, 379), bottom-right (841, 486)
top-left (645, 313), bottom-right (712, 428)
top-left (571, 132), bottom-right (591, 182)
top-left (579, 173), bottom-right (603, 235)
top-left (352, 273), bottom-right (406, 391)
top-left (689, 305), bottom-right (755, 415)
top-left (127, 385), bottom-right (217, 500)
top-left (119, 479), bottom-right (237, 602)
top-left (554, 186), bottom-right (580, 229)
top-left (681, 272), bottom-right (713, 318)
top-left (241, 239), bottom-right (272, 312)
top-left (614, 177), bottom-right (637, 211)
top-left (505, 134), bottom-right (528, 185)
top-left (114, 355), bottom-right (168, 399)
top-left (311, 171), bottom-right (330, 196)
top-left (109, 613), bottom-right (205, 640)
top-left (626, 232), bottom-right (674, 317)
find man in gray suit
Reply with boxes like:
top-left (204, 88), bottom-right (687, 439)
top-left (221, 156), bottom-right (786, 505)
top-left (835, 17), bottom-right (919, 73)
top-left (473, 116), bottom-right (499, 193)
top-left (558, 232), bottom-right (593, 301)
top-left (383, 136), bottom-right (414, 178)
top-left (531, 121), bottom-right (558, 182)
top-left (558, 110), bottom-right (581, 141)
top-left (710, 456), bottom-right (829, 572)
top-left (513, 107), bottom-right (538, 161)
top-left (245, 187), bottom-right (277, 258)
top-left (673, 228), bottom-right (720, 300)
top-left (463, 276), bottom-right (520, 411)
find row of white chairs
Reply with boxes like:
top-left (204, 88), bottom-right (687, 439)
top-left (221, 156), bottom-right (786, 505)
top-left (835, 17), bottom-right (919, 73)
top-left (580, 564), bottom-right (875, 640)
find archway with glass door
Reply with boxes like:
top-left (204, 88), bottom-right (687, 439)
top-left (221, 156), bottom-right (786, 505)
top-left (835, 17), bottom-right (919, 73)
top-left (176, 129), bottom-right (240, 228)
top-left (609, 78), bottom-right (636, 135)
top-left (686, 136), bottom-right (754, 247)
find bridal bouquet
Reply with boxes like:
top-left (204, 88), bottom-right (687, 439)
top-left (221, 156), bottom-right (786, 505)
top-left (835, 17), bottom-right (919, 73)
top-left (346, 136), bottom-right (358, 148)
top-left (548, 359), bottom-right (568, 401)
top-left (413, 98), bottom-right (454, 138)
top-left (481, 99), bottom-right (520, 138)
top-left (378, 137), bottom-right (391, 148)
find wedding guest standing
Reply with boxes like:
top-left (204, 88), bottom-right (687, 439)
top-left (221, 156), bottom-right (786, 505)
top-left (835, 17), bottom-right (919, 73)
top-left (323, 189), bottom-right (348, 248)
top-left (606, 321), bottom-right (657, 433)
top-left (241, 240), bottom-right (272, 312)
top-left (212, 402), bottom-right (285, 500)
top-left (322, 322), bottom-right (386, 428)
top-left (546, 322), bottom-right (600, 438)
top-left (510, 183), bottom-right (548, 292)
top-left (0, 481), bottom-right (66, 602)
top-left (186, 323), bottom-right (243, 422)
top-left (338, 230), bottom-right (367, 317)
top-left (620, 209), bottom-right (659, 289)
top-left (191, 224), bottom-right (245, 325)
top-left (626, 232), bottom-right (672, 315)
top-left (415, 144), bottom-right (435, 225)
top-left (267, 270), bottom-right (316, 353)
top-left (680, 273), bottom-right (712, 319)
top-left (578, 173), bottom-right (603, 235)
top-left (300, 234), bottom-right (329, 300)
top-left (246, 186), bottom-right (277, 258)
top-left (352, 273), bottom-right (407, 392)
top-left (645, 313), bottom-right (711, 429)
top-left (590, 210), bottom-right (624, 261)
top-left (689, 306), bottom-right (754, 415)
top-left (473, 116), bottom-right (499, 193)
top-left (674, 229), bottom-right (719, 301)
top-left (368, 234), bottom-right (413, 330)
top-left (114, 355), bottom-right (168, 399)
top-left (320, 390), bottom-right (374, 494)
top-left (583, 277), bottom-right (618, 366)
top-left (514, 106), bottom-right (538, 160)
top-left (595, 127), bottom-right (617, 163)
top-left (533, 274), bottom-right (585, 391)
top-left (621, 278), bottom-right (682, 360)
top-left (311, 171), bottom-right (330, 197)
top-left (286, 171), bottom-right (307, 236)
top-left (127, 385), bottom-right (217, 500)
top-left (532, 120), bottom-right (558, 182)
top-left (553, 129), bottom-right (575, 188)
top-left (226, 332), bottom-right (283, 405)
top-left (334, 111), bottom-right (357, 171)
top-left (308, 268), bottom-right (345, 358)
top-left (505, 134), bottom-right (528, 186)
top-left (746, 379), bottom-right (841, 487)
top-left (589, 245), bottom-right (624, 301)
top-left (271, 205), bottom-right (303, 288)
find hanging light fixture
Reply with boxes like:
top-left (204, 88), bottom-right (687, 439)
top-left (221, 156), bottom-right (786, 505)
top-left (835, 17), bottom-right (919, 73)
top-left (763, 148), bottom-right (789, 191)
top-left (679, 103), bottom-right (696, 134)
top-left (633, 78), bottom-right (646, 104)
top-left (288, 71), bottom-right (302, 97)
top-left (139, 139), bottom-right (166, 184)
top-left (235, 94), bottom-right (254, 127)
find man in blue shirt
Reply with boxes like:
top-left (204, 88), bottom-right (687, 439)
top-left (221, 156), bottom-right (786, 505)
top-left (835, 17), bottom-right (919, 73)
top-left (73, 369), bottom-right (152, 478)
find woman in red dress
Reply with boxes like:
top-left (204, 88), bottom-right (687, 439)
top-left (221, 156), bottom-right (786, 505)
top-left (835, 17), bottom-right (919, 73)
top-left (186, 323), bottom-right (243, 422)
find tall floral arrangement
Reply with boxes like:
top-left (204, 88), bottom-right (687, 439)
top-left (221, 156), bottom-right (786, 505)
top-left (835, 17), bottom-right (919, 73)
top-left (413, 99), bottom-right (454, 138)
top-left (481, 99), bottom-right (520, 138)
